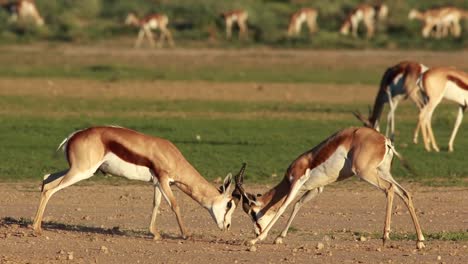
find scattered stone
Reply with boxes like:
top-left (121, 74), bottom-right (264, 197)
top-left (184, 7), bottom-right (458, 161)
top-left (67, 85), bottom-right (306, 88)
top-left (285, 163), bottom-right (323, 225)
top-left (248, 246), bottom-right (257, 252)
top-left (359, 236), bottom-right (367, 242)
top-left (316, 242), bottom-right (325, 250)
top-left (82, 215), bottom-right (90, 220)
top-left (67, 252), bottom-right (74, 260)
top-left (58, 250), bottom-right (66, 255)
top-left (437, 256), bottom-right (442, 261)
top-left (100, 246), bottom-right (109, 254)
top-left (75, 208), bottom-right (82, 212)
top-left (292, 248), bottom-right (298, 253)
top-left (376, 247), bottom-right (382, 252)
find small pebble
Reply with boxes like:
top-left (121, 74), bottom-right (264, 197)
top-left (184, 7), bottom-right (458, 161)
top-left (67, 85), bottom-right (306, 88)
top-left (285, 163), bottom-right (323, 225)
top-left (248, 246), bottom-right (257, 252)
top-left (316, 242), bottom-right (325, 250)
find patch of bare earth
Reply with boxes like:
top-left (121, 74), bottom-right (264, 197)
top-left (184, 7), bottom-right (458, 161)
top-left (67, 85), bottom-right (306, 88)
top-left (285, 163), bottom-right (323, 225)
top-left (0, 181), bottom-right (466, 263)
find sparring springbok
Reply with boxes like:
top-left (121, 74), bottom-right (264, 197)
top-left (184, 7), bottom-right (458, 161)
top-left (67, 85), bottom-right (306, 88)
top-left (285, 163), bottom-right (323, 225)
top-left (32, 126), bottom-right (240, 239)
top-left (1, 0), bottom-right (44, 26)
top-left (125, 12), bottom-right (174, 48)
top-left (287, 8), bottom-right (318, 37)
top-left (353, 61), bottom-right (429, 141)
top-left (340, 4), bottom-right (388, 38)
top-left (235, 127), bottom-right (425, 249)
top-left (417, 67), bottom-right (468, 152)
top-left (221, 9), bottom-right (248, 40)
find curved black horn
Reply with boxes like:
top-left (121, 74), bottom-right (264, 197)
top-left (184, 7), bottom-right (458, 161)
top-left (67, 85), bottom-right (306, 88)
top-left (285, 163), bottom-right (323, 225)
top-left (235, 163), bottom-right (248, 196)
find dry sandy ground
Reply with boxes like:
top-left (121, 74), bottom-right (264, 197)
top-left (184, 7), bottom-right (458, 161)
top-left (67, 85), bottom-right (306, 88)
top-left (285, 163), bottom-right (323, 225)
top-left (0, 181), bottom-right (466, 263)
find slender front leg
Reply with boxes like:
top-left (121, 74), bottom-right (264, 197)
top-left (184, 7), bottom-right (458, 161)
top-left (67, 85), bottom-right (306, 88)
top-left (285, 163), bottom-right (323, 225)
top-left (250, 174), bottom-right (309, 245)
top-left (426, 110), bottom-right (440, 152)
top-left (413, 120), bottom-right (421, 144)
top-left (158, 177), bottom-right (188, 239)
top-left (144, 28), bottom-right (156, 48)
top-left (448, 106), bottom-right (465, 152)
top-left (135, 29), bottom-right (145, 48)
top-left (149, 184), bottom-right (162, 240)
top-left (392, 184), bottom-right (425, 249)
top-left (274, 188), bottom-right (321, 244)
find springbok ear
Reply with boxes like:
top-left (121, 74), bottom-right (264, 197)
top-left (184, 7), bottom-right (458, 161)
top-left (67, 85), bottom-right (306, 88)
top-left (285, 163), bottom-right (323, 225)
top-left (222, 173), bottom-right (233, 195)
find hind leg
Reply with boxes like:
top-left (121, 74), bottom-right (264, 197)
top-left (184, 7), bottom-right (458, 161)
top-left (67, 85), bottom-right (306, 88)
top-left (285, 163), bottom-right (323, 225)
top-left (149, 183), bottom-right (162, 240)
top-left (358, 167), bottom-right (425, 249)
top-left (32, 167), bottom-right (96, 234)
top-left (356, 169), bottom-right (396, 246)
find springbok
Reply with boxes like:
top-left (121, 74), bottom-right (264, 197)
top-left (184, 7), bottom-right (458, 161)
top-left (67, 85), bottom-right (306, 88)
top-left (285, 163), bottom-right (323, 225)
top-left (408, 7), bottom-right (468, 38)
top-left (353, 61), bottom-right (429, 141)
top-left (32, 126), bottom-right (240, 239)
top-left (417, 67), bottom-right (468, 152)
top-left (1, 0), bottom-right (44, 26)
top-left (235, 127), bottom-right (425, 249)
top-left (287, 8), bottom-right (318, 37)
top-left (125, 12), bottom-right (174, 48)
top-left (221, 9), bottom-right (248, 40)
top-left (340, 4), bottom-right (388, 38)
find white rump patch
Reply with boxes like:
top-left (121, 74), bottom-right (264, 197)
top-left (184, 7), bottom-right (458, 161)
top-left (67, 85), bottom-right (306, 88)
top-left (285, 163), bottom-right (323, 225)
top-left (445, 81), bottom-right (468, 106)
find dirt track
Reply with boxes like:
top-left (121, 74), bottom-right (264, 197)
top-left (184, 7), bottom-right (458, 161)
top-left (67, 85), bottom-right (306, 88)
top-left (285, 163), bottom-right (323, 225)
top-left (0, 181), bottom-right (467, 263)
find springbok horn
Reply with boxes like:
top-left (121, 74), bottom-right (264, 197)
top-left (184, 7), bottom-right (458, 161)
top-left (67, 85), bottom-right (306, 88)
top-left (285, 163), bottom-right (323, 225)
top-left (235, 163), bottom-right (250, 199)
top-left (352, 110), bottom-right (372, 127)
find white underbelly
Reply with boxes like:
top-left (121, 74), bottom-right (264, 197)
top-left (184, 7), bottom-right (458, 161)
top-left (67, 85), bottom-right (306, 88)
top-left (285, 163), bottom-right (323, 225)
top-left (148, 20), bottom-right (159, 29)
top-left (100, 153), bottom-right (154, 182)
top-left (444, 82), bottom-right (468, 106)
top-left (303, 146), bottom-right (352, 190)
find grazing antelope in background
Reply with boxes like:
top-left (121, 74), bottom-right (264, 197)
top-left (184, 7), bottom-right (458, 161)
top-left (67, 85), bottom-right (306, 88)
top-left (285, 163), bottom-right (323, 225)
top-left (340, 4), bottom-right (388, 38)
top-left (417, 67), bottom-right (468, 152)
top-left (125, 12), bottom-right (174, 48)
top-left (0, 0), bottom-right (44, 26)
top-left (408, 7), bottom-right (468, 38)
top-left (287, 8), bottom-right (318, 37)
top-left (235, 127), bottom-right (425, 249)
top-left (353, 61), bottom-right (429, 141)
top-left (33, 126), bottom-right (240, 239)
top-left (221, 9), bottom-right (248, 40)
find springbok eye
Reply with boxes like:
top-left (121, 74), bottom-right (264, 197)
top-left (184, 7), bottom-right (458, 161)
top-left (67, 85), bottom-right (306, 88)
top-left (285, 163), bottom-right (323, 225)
top-left (226, 200), bottom-right (233, 210)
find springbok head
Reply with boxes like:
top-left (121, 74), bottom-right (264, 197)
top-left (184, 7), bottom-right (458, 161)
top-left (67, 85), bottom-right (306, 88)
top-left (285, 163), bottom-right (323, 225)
top-left (211, 163), bottom-right (246, 231)
top-left (125, 12), bottom-right (139, 26)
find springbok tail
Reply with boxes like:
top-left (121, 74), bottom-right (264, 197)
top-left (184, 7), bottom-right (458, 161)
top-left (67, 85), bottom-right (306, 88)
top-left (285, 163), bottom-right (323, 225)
top-left (387, 140), bottom-right (417, 176)
top-left (56, 129), bottom-right (83, 152)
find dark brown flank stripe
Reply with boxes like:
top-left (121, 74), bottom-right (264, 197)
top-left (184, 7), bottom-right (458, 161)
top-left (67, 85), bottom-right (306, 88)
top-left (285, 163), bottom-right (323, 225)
top-left (447, 75), bottom-right (468, 91)
top-left (223, 10), bottom-right (244, 18)
top-left (142, 14), bottom-right (164, 23)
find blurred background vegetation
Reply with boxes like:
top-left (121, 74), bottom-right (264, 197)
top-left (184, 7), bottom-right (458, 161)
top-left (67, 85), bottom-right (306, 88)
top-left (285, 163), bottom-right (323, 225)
top-left (0, 0), bottom-right (467, 49)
